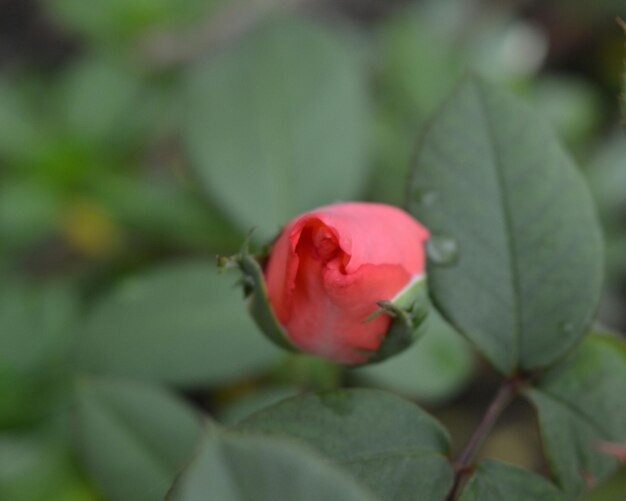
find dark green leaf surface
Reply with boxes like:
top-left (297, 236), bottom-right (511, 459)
top-left (526, 334), bottom-right (626, 498)
top-left (73, 261), bottom-right (281, 385)
top-left (408, 75), bottom-right (603, 374)
top-left (74, 376), bottom-right (203, 501)
top-left (459, 459), bottom-right (564, 501)
top-left (238, 389), bottom-right (453, 501)
top-left (168, 431), bottom-right (379, 501)
top-left (183, 17), bottom-right (370, 239)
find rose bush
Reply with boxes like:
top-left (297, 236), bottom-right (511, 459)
top-left (263, 202), bottom-right (430, 364)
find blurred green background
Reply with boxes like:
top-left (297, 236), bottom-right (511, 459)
top-left (0, 0), bottom-right (624, 499)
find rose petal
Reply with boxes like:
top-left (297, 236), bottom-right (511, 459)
top-left (264, 202), bottom-right (429, 363)
top-left (285, 250), bottom-right (411, 364)
top-left (302, 203), bottom-right (429, 275)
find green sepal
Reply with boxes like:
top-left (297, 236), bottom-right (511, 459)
top-left (365, 276), bottom-right (430, 365)
top-left (218, 234), bottom-right (296, 353)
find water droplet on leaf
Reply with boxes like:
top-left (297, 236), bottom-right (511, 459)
top-left (558, 321), bottom-right (575, 334)
top-left (427, 236), bottom-right (459, 266)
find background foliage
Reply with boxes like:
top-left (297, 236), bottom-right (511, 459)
top-left (0, 0), bottom-right (625, 500)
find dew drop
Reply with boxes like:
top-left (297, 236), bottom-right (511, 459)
top-left (413, 188), bottom-right (438, 207)
top-left (427, 236), bottom-right (459, 266)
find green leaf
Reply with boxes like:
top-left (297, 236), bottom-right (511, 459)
top-left (366, 276), bottom-right (429, 365)
top-left (0, 281), bottom-right (76, 375)
top-left (73, 375), bottom-right (203, 501)
top-left (408, 74), bottom-right (603, 374)
top-left (459, 459), bottom-right (564, 500)
top-left (0, 280), bottom-right (77, 426)
top-left (0, 79), bottom-right (45, 164)
top-left (183, 16), bottom-right (370, 240)
top-left (357, 308), bottom-right (474, 403)
top-left (531, 76), bottom-right (601, 150)
top-left (168, 431), bottom-right (379, 501)
top-left (377, 3), bottom-right (464, 121)
top-left (88, 173), bottom-right (242, 251)
top-left (238, 389), bottom-right (453, 501)
top-left (216, 385), bottom-right (300, 426)
top-left (44, 0), bottom-right (221, 44)
top-left (231, 240), bottom-right (295, 352)
top-left (525, 334), bottom-right (626, 498)
top-left (55, 58), bottom-right (149, 149)
top-left (0, 430), bottom-right (94, 501)
top-left (0, 181), bottom-right (62, 253)
top-left (73, 261), bottom-right (281, 385)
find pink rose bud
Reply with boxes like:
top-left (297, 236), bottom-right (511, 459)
top-left (264, 202), bottom-right (430, 365)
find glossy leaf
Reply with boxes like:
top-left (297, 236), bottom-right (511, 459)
top-left (73, 376), bottom-right (202, 501)
top-left (73, 261), bottom-right (281, 385)
top-left (238, 389), bottom-right (453, 501)
top-left (408, 75), bottom-right (603, 374)
top-left (183, 16), bottom-right (370, 240)
top-left (459, 459), bottom-right (563, 500)
top-left (526, 334), bottom-right (626, 498)
top-left (168, 431), bottom-right (379, 501)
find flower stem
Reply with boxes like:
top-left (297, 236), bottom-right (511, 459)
top-left (446, 377), bottom-right (522, 500)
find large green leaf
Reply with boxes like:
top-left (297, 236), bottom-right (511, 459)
top-left (459, 459), bottom-right (563, 500)
top-left (525, 334), bottom-right (626, 498)
top-left (183, 16), bottom-right (370, 240)
top-left (357, 308), bottom-right (474, 403)
top-left (408, 75), bottom-right (603, 374)
top-left (0, 280), bottom-right (77, 426)
top-left (73, 261), bottom-right (281, 385)
top-left (73, 375), bottom-right (202, 501)
top-left (168, 431), bottom-right (379, 501)
top-left (238, 389), bottom-right (453, 501)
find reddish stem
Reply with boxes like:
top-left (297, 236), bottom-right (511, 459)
top-left (446, 377), bottom-right (522, 500)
